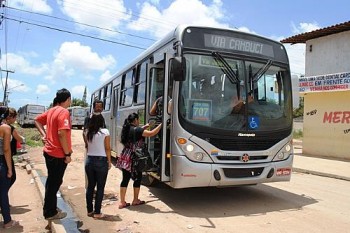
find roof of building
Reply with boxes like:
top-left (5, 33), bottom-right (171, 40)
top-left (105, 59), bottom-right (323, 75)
top-left (281, 21), bottom-right (350, 44)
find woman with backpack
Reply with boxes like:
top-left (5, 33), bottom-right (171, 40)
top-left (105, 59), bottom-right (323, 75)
top-left (115, 112), bottom-right (162, 209)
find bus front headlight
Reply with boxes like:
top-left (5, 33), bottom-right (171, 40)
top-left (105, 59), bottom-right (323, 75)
top-left (177, 137), bottom-right (213, 163)
top-left (273, 141), bottom-right (293, 161)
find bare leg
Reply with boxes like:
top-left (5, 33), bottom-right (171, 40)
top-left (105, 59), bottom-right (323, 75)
top-left (133, 187), bottom-right (140, 203)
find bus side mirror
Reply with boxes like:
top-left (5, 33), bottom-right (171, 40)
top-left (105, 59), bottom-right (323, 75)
top-left (170, 57), bottom-right (186, 81)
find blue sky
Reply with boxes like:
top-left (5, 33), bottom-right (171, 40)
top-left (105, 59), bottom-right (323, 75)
top-left (1, 0), bottom-right (349, 110)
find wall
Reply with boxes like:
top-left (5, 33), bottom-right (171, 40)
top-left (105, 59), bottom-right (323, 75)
top-left (305, 30), bottom-right (350, 76)
top-left (303, 91), bottom-right (350, 160)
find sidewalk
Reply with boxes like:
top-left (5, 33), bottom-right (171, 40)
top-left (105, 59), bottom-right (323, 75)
top-left (293, 140), bottom-right (350, 181)
top-left (3, 161), bottom-right (48, 232)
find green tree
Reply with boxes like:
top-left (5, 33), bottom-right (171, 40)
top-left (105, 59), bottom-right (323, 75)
top-left (71, 97), bottom-right (88, 107)
top-left (293, 97), bottom-right (304, 118)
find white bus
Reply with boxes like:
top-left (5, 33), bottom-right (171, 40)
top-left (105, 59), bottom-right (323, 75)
top-left (91, 25), bottom-right (294, 188)
top-left (18, 104), bottom-right (45, 127)
top-left (68, 106), bottom-right (89, 129)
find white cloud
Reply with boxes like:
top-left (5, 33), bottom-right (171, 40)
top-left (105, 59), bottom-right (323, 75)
top-left (3, 53), bottom-right (49, 75)
top-left (45, 41), bottom-right (116, 83)
top-left (292, 22), bottom-right (320, 34)
top-left (2, 79), bottom-right (27, 93)
top-left (8, 0), bottom-right (52, 13)
top-left (55, 42), bottom-right (116, 71)
top-left (36, 84), bottom-right (50, 95)
top-left (58, 0), bottom-right (131, 35)
top-left (100, 70), bottom-right (113, 83)
top-left (128, 0), bottom-right (229, 39)
top-left (71, 85), bottom-right (86, 99)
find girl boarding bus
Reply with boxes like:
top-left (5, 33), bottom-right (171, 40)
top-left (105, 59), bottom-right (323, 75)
top-left (91, 25), bottom-right (294, 188)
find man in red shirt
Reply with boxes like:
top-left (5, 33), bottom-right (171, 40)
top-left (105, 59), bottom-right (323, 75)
top-left (35, 88), bottom-right (72, 220)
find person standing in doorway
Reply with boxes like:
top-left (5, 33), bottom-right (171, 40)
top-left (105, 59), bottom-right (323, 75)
top-left (34, 88), bottom-right (72, 220)
top-left (116, 112), bottom-right (162, 209)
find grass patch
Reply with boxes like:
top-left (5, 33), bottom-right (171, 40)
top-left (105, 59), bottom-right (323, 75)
top-left (293, 129), bottom-right (303, 139)
top-left (15, 125), bottom-right (43, 148)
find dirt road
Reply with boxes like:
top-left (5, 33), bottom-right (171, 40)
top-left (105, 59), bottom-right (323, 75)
top-left (26, 129), bottom-right (350, 233)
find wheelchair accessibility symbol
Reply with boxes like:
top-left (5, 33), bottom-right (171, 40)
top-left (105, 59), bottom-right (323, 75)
top-left (248, 116), bottom-right (260, 129)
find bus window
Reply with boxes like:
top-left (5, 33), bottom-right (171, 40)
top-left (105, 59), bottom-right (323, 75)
top-left (149, 65), bottom-right (164, 116)
top-left (134, 61), bottom-right (147, 104)
top-left (120, 70), bottom-right (134, 107)
top-left (104, 83), bottom-right (112, 110)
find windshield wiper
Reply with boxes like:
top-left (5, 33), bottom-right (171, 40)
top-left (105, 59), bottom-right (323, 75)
top-left (252, 60), bottom-right (272, 82)
top-left (211, 52), bottom-right (239, 84)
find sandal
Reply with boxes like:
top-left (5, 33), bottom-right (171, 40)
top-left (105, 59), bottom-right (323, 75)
top-left (118, 202), bottom-right (130, 209)
top-left (93, 213), bottom-right (106, 219)
top-left (87, 212), bottom-right (94, 217)
top-left (132, 200), bottom-right (146, 206)
top-left (3, 220), bottom-right (19, 229)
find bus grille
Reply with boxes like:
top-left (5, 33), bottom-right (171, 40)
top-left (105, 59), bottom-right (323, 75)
top-left (208, 138), bottom-right (281, 151)
top-left (216, 155), bottom-right (268, 161)
top-left (223, 167), bottom-right (264, 178)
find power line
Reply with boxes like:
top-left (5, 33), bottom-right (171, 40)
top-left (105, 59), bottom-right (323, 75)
top-left (3, 16), bottom-right (148, 50)
top-left (6, 6), bottom-right (156, 42)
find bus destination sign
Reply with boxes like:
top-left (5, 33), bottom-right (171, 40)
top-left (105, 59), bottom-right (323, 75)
top-left (204, 34), bottom-right (274, 57)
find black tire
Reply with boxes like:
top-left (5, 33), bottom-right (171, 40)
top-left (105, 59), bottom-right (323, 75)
top-left (141, 173), bottom-right (158, 186)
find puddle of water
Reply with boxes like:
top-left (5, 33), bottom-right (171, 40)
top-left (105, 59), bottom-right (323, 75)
top-left (39, 175), bottom-right (81, 232)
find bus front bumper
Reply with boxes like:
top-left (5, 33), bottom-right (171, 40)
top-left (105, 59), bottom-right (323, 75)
top-left (170, 154), bottom-right (293, 189)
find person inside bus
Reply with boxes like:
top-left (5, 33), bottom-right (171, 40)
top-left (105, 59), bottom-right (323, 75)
top-left (5, 108), bottom-right (25, 190)
top-left (149, 85), bottom-right (173, 171)
top-left (115, 112), bottom-right (162, 209)
top-left (230, 92), bottom-right (254, 114)
top-left (83, 114), bottom-right (111, 219)
top-left (0, 106), bottom-right (20, 229)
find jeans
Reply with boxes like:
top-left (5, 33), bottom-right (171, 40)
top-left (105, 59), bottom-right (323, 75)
top-left (0, 157), bottom-right (12, 224)
top-left (9, 158), bottom-right (16, 188)
top-left (43, 152), bottom-right (67, 219)
top-left (85, 156), bottom-right (108, 214)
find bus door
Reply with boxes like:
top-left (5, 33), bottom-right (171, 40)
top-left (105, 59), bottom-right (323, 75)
top-left (146, 56), bottom-right (171, 182)
top-left (111, 85), bottom-right (120, 153)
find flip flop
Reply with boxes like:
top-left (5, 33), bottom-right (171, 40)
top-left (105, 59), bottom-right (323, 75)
top-left (118, 202), bottom-right (130, 209)
top-left (132, 200), bottom-right (146, 206)
top-left (3, 220), bottom-right (19, 229)
top-left (93, 213), bottom-right (106, 219)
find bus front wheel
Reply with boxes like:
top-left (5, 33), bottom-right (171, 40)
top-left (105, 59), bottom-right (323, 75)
top-left (141, 173), bottom-right (158, 186)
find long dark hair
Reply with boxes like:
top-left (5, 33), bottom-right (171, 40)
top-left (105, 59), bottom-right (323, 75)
top-left (121, 112), bottom-right (139, 145)
top-left (0, 106), bottom-right (9, 122)
top-left (86, 114), bottom-right (105, 142)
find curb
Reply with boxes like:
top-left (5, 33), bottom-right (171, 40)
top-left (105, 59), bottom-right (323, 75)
top-left (293, 167), bottom-right (350, 182)
top-left (29, 166), bottom-right (67, 233)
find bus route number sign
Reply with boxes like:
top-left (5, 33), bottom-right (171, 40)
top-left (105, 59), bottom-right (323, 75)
top-left (189, 99), bottom-right (212, 121)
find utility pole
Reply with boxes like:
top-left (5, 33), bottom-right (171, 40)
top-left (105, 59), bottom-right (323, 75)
top-left (1, 69), bottom-right (15, 106)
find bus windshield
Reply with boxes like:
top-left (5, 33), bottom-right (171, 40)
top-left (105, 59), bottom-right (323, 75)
top-left (179, 53), bottom-right (292, 132)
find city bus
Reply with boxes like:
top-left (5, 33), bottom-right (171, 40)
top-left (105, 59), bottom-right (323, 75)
top-left (18, 104), bottom-right (45, 127)
top-left (90, 25), bottom-right (293, 188)
top-left (68, 106), bottom-right (89, 129)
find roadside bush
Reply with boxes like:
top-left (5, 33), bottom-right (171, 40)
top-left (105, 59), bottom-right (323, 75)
top-left (15, 125), bottom-right (43, 147)
top-left (293, 129), bottom-right (303, 139)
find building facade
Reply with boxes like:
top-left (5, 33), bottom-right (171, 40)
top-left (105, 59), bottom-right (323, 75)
top-left (282, 21), bottom-right (350, 160)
